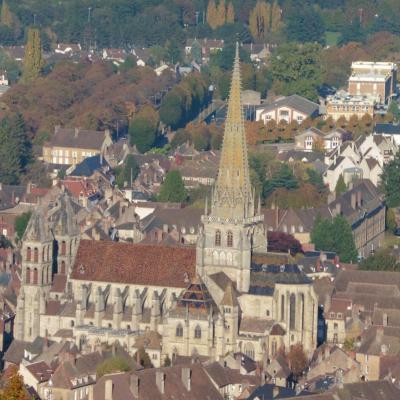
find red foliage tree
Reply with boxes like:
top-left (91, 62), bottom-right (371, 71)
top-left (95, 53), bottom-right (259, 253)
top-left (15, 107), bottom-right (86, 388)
top-left (267, 231), bottom-right (303, 256)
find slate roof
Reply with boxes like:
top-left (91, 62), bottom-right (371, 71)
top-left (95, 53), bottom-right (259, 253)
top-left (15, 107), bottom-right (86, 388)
top-left (258, 94), bottom-right (319, 116)
top-left (46, 127), bottom-right (107, 150)
top-left (70, 240), bottom-right (196, 288)
top-left (204, 362), bottom-right (258, 388)
top-left (375, 123), bottom-right (400, 135)
top-left (69, 154), bottom-right (108, 177)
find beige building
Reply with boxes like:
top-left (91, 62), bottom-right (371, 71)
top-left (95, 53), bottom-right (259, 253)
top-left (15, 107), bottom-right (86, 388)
top-left (349, 61), bottom-right (397, 104)
top-left (325, 92), bottom-right (375, 121)
top-left (15, 45), bottom-right (318, 368)
top-left (42, 126), bottom-right (112, 165)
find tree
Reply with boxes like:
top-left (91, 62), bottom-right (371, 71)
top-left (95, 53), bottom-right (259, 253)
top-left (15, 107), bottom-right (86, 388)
top-left (287, 344), bottom-right (307, 377)
top-left (0, 114), bottom-right (31, 184)
top-left (164, 355), bottom-right (172, 367)
top-left (270, 43), bottom-right (322, 102)
top-left (158, 170), bottom-right (187, 202)
top-left (134, 347), bottom-right (152, 368)
top-left (386, 207), bottom-right (397, 233)
top-left (388, 101), bottom-right (400, 122)
top-left (115, 155), bottom-right (140, 188)
top-left (207, 0), bottom-right (218, 29)
top-left (0, 370), bottom-right (31, 400)
top-left (381, 152), bottom-right (400, 207)
top-left (217, 0), bottom-right (226, 27)
top-left (249, 1), bottom-right (271, 40)
top-left (267, 231), bottom-right (302, 255)
top-left (335, 174), bottom-right (347, 196)
top-left (0, 0), bottom-right (13, 28)
top-left (226, 2), bottom-right (234, 24)
top-left (286, 7), bottom-right (325, 44)
top-left (0, 234), bottom-right (11, 248)
top-left (96, 356), bottom-right (132, 378)
top-left (22, 27), bottom-right (44, 83)
top-left (14, 211), bottom-right (31, 241)
top-left (306, 168), bottom-right (326, 193)
top-left (270, 1), bottom-right (282, 32)
top-left (359, 249), bottom-right (400, 271)
top-left (129, 106), bottom-right (159, 153)
top-left (311, 215), bottom-right (358, 263)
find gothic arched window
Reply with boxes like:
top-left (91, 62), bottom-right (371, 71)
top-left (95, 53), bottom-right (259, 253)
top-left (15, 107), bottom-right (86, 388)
top-left (194, 325), bottom-right (201, 339)
top-left (176, 324), bottom-right (183, 337)
top-left (60, 261), bottom-right (66, 275)
top-left (26, 267), bottom-right (31, 284)
top-left (290, 293), bottom-right (296, 330)
top-left (227, 231), bottom-right (233, 247)
top-left (61, 241), bottom-right (66, 256)
top-left (215, 230), bottom-right (221, 246)
top-left (26, 247), bottom-right (31, 262)
top-left (244, 342), bottom-right (255, 360)
top-left (33, 268), bottom-right (38, 285)
top-left (33, 248), bottom-right (39, 263)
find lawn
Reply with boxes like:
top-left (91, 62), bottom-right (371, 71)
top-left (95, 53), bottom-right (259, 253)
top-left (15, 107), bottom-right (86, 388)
top-left (325, 31), bottom-right (341, 46)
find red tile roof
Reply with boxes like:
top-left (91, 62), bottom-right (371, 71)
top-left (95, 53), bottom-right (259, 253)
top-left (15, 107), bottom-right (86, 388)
top-left (71, 240), bottom-right (196, 288)
top-left (50, 274), bottom-right (67, 293)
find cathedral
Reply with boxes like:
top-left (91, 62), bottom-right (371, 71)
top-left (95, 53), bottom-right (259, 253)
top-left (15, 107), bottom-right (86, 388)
top-left (15, 45), bottom-right (318, 364)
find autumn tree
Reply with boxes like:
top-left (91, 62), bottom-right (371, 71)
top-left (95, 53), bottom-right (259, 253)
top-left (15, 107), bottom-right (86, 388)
top-left (287, 344), bottom-right (308, 377)
top-left (22, 27), bottom-right (44, 83)
top-left (217, 0), bottom-right (226, 27)
top-left (226, 2), bottom-right (234, 24)
top-left (0, 370), bottom-right (31, 400)
top-left (207, 0), bottom-right (219, 29)
top-left (249, 1), bottom-right (271, 40)
top-left (0, 0), bottom-right (13, 28)
top-left (270, 1), bottom-right (282, 32)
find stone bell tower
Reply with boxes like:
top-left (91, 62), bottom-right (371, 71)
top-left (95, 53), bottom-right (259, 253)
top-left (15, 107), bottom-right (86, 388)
top-left (15, 208), bottom-right (53, 342)
top-left (196, 43), bottom-right (267, 293)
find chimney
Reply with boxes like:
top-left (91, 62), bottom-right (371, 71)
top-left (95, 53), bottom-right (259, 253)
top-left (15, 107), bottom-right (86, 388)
top-left (351, 193), bottom-right (357, 209)
top-left (383, 312), bottom-right (388, 327)
top-left (130, 374), bottom-right (139, 397)
top-left (156, 371), bottom-right (165, 394)
top-left (357, 190), bottom-right (362, 207)
top-left (104, 379), bottom-right (113, 400)
top-left (181, 368), bottom-right (191, 392)
top-left (74, 127), bottom-right (80, 138)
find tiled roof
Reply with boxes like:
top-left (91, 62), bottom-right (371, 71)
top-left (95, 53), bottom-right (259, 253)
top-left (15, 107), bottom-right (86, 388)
top-left (259, 94), bottom-right (319, 116)
top-left (70, 240), bottom-right (196, 288)
top-left (50, 274), bottom-right (67, 293)
top-left (25, 361), bottom-right (52, 383)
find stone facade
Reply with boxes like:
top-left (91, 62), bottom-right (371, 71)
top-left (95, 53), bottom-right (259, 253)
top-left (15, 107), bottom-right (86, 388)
top-left (15, 45), bottom-right (318, 366)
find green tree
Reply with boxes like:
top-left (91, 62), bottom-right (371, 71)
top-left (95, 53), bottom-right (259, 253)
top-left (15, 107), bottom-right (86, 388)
top-left (381, 151), bottom-right (400, 207)
top-left (335, 174), bottom-right (347, 196)
top-left (158, 170), bottom-right (187, 202)
top-left (159, 89), bottom-right (185, 129)
top-left (386, 207), bottom-right (397, 233)
top-left (96, 356), bottom-right (132, 378)
top-left (359, 249), bottom-right (400, 271)
top-left (306, 168), bottom-right (326, 193)
top-left (286, 7), bottom-right (325, 44)
top-left (115, 155), bottom-right (140, 188)
top-left (0, 114), bottom-right (31, 184)
top-left (270, 43), bottom-right (322, 102)
top-left (311, 215), bottom-right (358, 263)
top-left (134, 347), bottom-right (152, 369)
top-left (129, 106), bottom-right (159, 153)
top-left (22, 27), bottom-right (44, 83)
top-left (263, 164), bottom-right (298, 198)
top-left (14, 211), bottom-right (31, 241)
top-left (164, 355), bottom-right (172, 367)
top-left (0, 0), bottom-right (13, 28)
top-left (388, 101), bottom-right (400, 122)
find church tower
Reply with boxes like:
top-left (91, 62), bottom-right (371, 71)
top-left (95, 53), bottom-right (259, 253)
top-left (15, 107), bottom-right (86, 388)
top-left (197, 43), bottom-right (267, 293)
top-left (15, 208), bottom-right (53, 342)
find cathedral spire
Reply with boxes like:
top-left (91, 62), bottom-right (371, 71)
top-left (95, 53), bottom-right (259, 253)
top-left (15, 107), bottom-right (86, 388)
top-left (212, 42), bottom-right (253, 220)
